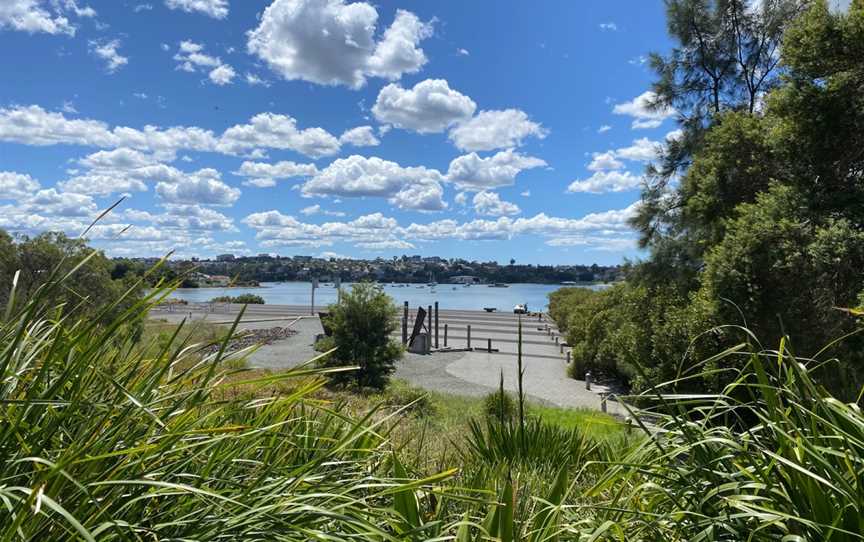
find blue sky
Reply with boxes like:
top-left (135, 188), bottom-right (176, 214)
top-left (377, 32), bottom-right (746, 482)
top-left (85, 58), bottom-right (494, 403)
top-left (0, 0), bottom-right (678, 265)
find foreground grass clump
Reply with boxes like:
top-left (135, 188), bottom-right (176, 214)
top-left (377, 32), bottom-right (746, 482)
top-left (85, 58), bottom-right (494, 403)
top-left (582, 335), bottom-right (864, 540)
top-left (0, 273), bottom-right (451, 540)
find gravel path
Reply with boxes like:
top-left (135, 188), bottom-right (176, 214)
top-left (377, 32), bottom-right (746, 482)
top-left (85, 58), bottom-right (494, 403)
top-left (394, 350), bottom-right (562, 404)
top-left (442, 351), bottom-right (625, 413)
top-left (244, 318), bottom-right (324, 370)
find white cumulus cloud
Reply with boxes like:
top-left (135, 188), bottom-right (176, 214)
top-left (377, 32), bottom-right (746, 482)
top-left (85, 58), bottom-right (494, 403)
top-left (473, 191), bottom-right (520, 217)
top-left (235, 160), bottom-right (318, 187)
top-left (0, 105), bottom-right (347, 160)
top-left (0, 0), bottom-right (93, 35)
top-left (372, 79), bottom-right (476, 133)
top-left (218, 112), bottom-right (341, 158)
top-left (300, 204), bottom-right (346, 217)
top-left (209, 64), bottom-right (236, 85)
top-left (339, 125), bottom-right (380, 147)
top-left (0, 171), bottom-right (41, 200)
top-left (567, 170), bottom-right (643, 194)
top-left (164, 0), bottom-right (228, 18)
top-left (448, 109), bottom-right (547, 152)
top-left (301, 155), bottom-right (446, 211)
top-left (89, 39), bottom-right (128, 72)
top-left (446, 149), bottom-right (546, 191)
top-left (242, 202), bottom-right (641, 253)
top-left (174, 41), bottom-right (236, 86)
top-left (613, 90), bottom-right (676, 129)
top-left (155, 168), bottom-right (240, 205)
top-left (587, 151), bottom-right (624, 171)
top-left (247, 0), bottom-right (433, 89)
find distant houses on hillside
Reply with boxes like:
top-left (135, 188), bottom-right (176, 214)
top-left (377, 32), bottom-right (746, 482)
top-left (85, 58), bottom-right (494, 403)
top-left (119, 253), bottom-right (624, 286)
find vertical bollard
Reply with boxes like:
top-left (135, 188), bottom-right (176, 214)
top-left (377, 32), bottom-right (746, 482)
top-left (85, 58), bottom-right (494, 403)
top-left (566, 351), bottom-right (571, 364)
top-left (427, 305), bottom-right (432, 339)
top-left (601, 394), bottom-right (607, 413)
top-left (444, 324), bottom-right (448, 347)
top-left (585, 372), bottom-right (592, 391)
top-left (402, 301), bottom-right (408, 345)
top-left (487, 338), bottom-right (492, 353)
top-left (467, 324), bottom-right (472, 350)
top-left (434, 301), bottom-right (439, 349)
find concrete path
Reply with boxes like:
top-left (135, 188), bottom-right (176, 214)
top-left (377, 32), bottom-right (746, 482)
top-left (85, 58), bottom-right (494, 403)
top-left (149, 303), bottom-right (626, 414)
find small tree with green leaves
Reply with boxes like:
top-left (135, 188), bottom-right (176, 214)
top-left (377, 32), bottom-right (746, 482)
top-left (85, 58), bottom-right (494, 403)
top-left (321, 283), bottom-right (403, 389)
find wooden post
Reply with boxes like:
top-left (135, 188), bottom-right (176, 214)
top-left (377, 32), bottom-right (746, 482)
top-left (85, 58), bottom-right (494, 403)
top-left (467, 324), bottom-right (471, 349)
top-left (487, 338), bottom-right (492, 353)
top-left (560, 343), bottom-right (564, 353)
top-left (601, 394), bottom-right (607, 413)
top-left (427, 305), bottom-right (432, 335)
top-left (566, 351), bottom-right (571, 364)
top-left (444, 324), bottom-right (448, 347)
top-left (434, 301), bottom-right (439, 349)
top-left (402, 301), bottom-right (408, 345)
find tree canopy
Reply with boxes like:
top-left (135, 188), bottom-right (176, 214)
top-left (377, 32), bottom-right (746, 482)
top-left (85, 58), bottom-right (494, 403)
top-left (554, 0), bottom-right (864, 398)
top-left (0, 230), bottom-right (144, 327)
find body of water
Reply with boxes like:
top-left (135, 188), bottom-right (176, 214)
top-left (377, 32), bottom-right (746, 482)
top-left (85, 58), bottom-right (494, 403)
top-left (169, 281), bottom-right (611, 311)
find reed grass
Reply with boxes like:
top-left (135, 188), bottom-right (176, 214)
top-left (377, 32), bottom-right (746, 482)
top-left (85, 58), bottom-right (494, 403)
top-left (582, 332), bottom-right (864, 540)
top-left (0, 261), bottom-right (453, 540)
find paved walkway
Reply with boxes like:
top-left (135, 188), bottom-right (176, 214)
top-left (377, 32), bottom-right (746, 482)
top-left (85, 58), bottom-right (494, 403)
top-left (149, 303), bottom-right (626, 414)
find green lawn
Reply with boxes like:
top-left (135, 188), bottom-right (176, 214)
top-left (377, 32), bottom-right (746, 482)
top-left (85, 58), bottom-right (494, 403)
top-left (529, 404), bottom-right (625, 440)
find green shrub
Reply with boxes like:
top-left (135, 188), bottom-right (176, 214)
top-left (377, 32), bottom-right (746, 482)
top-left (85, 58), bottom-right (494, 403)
top-left (314, 334), bottom-right (335, 353)
top-left (380, 382), bottom-right (435, 417)
top-left (547, 287), bottom-right (599, 335)
top-left (319, 283), bottom-right (403, 390)
top-left (210, 294), bottom-right (265, 304)
top-left (482, 388), bottom-right (516, 422)
top-left (233, 293), bottom-right (265, 304)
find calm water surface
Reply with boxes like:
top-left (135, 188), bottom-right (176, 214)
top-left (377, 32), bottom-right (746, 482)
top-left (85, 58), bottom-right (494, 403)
top-left (169, 282), bottom-right (611, 311)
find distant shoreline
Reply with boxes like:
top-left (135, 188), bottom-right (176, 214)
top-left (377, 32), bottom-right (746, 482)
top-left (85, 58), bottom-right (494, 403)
top-left (174, 280), bottom-right (614, 289)
top-left (175, 285), bottom-right (263, 290)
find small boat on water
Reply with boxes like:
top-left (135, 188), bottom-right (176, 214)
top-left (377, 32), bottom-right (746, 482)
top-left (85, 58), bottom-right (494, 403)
top-left (488, 283), bottom-right (510, 288)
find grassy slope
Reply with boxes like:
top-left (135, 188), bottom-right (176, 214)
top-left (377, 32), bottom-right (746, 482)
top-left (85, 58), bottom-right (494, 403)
top-left (141, 320), bottom-right (623, 473)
